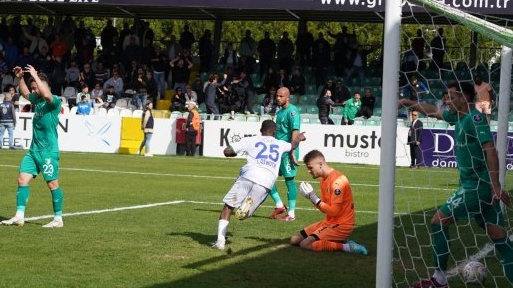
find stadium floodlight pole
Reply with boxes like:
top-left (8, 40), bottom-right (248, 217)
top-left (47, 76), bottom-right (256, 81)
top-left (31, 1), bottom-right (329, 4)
top-left (497, 46), bottom-right (511, 201)
top-left (376, 0), bottom-right (402, 287)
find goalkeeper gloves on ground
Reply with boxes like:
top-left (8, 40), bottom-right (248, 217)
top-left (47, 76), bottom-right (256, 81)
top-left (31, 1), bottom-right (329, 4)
top-left (299, 182), bottom-right (321, 206)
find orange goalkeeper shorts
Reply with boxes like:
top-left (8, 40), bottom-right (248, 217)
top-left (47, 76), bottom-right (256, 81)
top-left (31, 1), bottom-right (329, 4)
top-left (303, 220), bottom-right (354, 242)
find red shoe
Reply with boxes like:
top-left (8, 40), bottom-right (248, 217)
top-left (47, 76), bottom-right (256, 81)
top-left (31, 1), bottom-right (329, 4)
top-left (278, 215), bottom-right (295, 221)
top-left (268, 206), bottom-right (287, 219)
top-left (411, 277), bottom-right (447, 288)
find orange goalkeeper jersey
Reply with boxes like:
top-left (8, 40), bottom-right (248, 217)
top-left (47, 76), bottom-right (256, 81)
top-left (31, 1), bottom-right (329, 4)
top-left (319, 170), bottom-right (355, 225)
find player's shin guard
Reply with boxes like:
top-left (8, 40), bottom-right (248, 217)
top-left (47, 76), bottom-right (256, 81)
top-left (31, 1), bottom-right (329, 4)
top-left (285, 177), bottom-right (297, 212)
top-left (493, 237), bottom-right (513, 282)
top-left (269, 185), bottom-right (283, 206)
top-left (431, 224), bottom-right (450, 271)
top-left (16, 186), bottom-right (30, 212)
top-left (51, 188), bottom-right (63, 216)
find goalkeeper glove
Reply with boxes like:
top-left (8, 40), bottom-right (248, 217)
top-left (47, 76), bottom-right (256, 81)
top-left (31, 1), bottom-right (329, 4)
top-left (299, 182), bottom-right (321, 206)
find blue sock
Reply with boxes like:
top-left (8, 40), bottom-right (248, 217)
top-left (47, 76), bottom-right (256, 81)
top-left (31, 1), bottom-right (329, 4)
top-left (16, 186), bottom-right (30, 212)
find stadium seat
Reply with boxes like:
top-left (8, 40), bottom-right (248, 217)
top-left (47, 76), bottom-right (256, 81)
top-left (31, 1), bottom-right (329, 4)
top-left (96, 107), bottom-right (108, 116)
top-left (132, 109), bottom-right (144, 117)
top-left (62, 86), bottom-right (77, 99)
top-left (234, 114), bottom-right (246, 121)
top-left (170, 111), bottom-right (182, 119)
top-left (107, 109), bottom-right (119, 117)
top-left (119, 109), bottom-right (133, 117)
top-left (182, 112), bottom-right (189, 118)
top-left (69, 106), bottom-right (78, 115)
top-left (246, 115), bottom-right (259, 122)
top-left (221, 113), bottom-right (232, 120)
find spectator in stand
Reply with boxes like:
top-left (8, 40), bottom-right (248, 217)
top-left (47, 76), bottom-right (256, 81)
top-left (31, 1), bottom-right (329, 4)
top-left (312, 37), bottom-right (331, 88)
top-left (277, 31), bottom-right (294, 74)
top-left (101, 19), bottom-right (118, 56)
top-left (289, 66), bottom-right (306, 95)
top-left (277, 68), bottom-right (290, 90)
top-left (185, 101), bottom-right (200, 156)
top-left (190, 75), bottom-right (205, 105)
top-left (238, 71), bottom-right (256, 114)
top-left (411, 29), bottom-right (427, 71)
top-left (123, 36), bottom-right (141, 74)
top-left (296, 24), bottom-right (314, 68)
top-left (474, 77), bottom-right (493, 124)
top-left (49, 33), bottom-right (68, 61)
top-left (91, 82), bottom-right (104, 105)
top-left (166, 35), bottom-right (182, 89)
top-left (139, 38), bottom-right (154, 68)
top-left (220, 42), bottom-right (238, 71)
top-left (76, 84), bottom-right (91, 110)
top-left (185, 85), bottom-right (198, 104)
top-left (401, 75), bottom-right (429, 102)
top-left (318, 89), bottom-right (344, 125)
top-left (179, 24), bottom-right (195, 52)
top-left (430, 28), bottom-right (446, 70)
top-left (93, 61), bottom-right (109, 86)
top-left (198, 29), bottom-right (213, 73)
top-left (260, 86), bottom-right (279, 116)
top-left (319, 78), bottom-right (336, 99)
top-left (103, 69), bottom-right (124, 99)
top-left (170, 55), bottom-right (193, 94)
top-left (204, 73), bottom-right (227, 119)
top-left (122, 26), bottom-right (140, 51)
top-left (239, 30), bottom-right (258, 74)
top-left (360, 87), bottom-right (376, 119)
top-left (15, 46), bottom-right (37, 70)
top-left (49, 57), bottom-right (66, 96)
top-left (3, 36), bottom-right (19, 70)
top-left (0, 92), bottom-right (16, 149)
top-left (102, 85), bottom-right (117, 110)
top-left (346, 44), bottom-right (377, 88)
top-left (170, 87), bottom-right (187, 112)
top-left (130, 68), bottom-right (148, 109)
top-left (328, 26), bottom-right (352, 77)
top-left (259, 67), bottom-right (279, 94)
top-left (79, 63), bottom-right (96, 91)
top-left (64, 60), bottom-right (80, 89)
top-left (332, 79), bottom-right (351, 105)
top-left (150, 45), bottom-right (168, 99)
top-left (138, 101), bottom-right (154, 157)
top-left (22, 27), bottom-right (48, 57)
top-left (5, 84), bottom-right (20, 112)
top-left (342, 92), bottom-right (362, 125)
top-left (142, 69), bottom-right (158, 108)
top-left (76, 94), bottom-right (91, 115)
top-left (257, 31), bottom-right (276, 79)
top-left (219, 83), bottom-right (242, 119)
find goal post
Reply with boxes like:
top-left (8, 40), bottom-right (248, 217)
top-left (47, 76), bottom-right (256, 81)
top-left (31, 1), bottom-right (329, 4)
top-left (379, 1), bottom-right (513, 287)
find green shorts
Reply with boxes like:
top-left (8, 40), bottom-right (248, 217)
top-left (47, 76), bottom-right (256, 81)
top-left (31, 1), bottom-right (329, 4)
top-left (278, 150), bottom-right (299, 178)
top-left (19, 150), bottom-right (60, 182)
top-left (439, 186), bottom-right (504, 226)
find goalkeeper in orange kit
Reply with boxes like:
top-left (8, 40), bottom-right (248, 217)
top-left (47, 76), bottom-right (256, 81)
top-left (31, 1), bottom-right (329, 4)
top-left (290, 149), bottom-right (367, 254)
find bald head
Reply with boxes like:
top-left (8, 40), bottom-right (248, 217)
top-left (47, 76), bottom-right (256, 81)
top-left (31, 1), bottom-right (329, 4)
top-left (276, 87), bottom-right (291, 108)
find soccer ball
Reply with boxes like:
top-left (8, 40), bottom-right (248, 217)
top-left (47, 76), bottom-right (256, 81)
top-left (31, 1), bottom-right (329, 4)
top-left (462, 261), bottom-right (487, 284)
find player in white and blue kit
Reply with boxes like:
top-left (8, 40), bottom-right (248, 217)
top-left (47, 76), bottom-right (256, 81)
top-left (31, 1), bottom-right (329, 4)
top-left (213, 120), bottom-right (306, 250)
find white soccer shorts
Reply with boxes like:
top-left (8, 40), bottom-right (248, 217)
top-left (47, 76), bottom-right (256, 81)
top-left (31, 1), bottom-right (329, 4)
top-left (223, 177), bottom-right (269, 220)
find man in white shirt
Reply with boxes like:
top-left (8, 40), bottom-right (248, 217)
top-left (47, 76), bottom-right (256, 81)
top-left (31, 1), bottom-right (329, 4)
top-left (212, 120), bottom-right (306, 250)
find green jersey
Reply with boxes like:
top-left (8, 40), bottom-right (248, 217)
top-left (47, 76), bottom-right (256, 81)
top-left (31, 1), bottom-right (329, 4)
top-left (275, 104), bottom-right (301, 142)
top-left (29, 94), bottom-right (62, 152)
top-left (443, 109), bottom-right (493, 190)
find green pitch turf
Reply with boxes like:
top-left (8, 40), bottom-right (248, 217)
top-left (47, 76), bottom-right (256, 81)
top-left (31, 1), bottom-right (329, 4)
top-left (0, 150), bottom-right (511, 288)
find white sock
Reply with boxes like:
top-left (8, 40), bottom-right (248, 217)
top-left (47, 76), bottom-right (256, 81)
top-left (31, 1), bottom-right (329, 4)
top-left (217, 219), bottom-right (229, 242)
top-left (433, 269), bottom-right (447, 284)
top-left (55, 216), bottom-right (63, 222)
top-left (15, 211), bottom-right (24, 219)
top-left (342, 243), bottom-right (351, 252)
top-left (276, 202), bottom-right (284, 209)
top-left (288, 211), bottom-right (295, 218)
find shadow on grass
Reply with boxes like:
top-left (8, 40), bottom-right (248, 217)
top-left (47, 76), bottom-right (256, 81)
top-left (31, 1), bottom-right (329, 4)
top-left (146, 223), bottom-right (378, 288)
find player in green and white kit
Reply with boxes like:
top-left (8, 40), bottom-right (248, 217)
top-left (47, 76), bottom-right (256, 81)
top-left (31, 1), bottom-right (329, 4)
top-left (268, 87), bottom-right (302, 221)
top-left (1, 65), bottom-right (64, 228)
top-left (399, 82), bottom-right (513, 288)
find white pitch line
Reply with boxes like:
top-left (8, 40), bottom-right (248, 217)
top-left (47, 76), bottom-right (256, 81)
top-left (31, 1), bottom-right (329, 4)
top-left (23, 200), bottom-right (382, 222)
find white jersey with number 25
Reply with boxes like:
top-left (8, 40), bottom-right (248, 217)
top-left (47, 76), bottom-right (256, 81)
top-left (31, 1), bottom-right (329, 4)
top-left (230, 135), bottom-right (292, 190)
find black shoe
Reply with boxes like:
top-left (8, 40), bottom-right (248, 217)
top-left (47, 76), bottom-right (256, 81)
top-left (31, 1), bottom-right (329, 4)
top-left (9, 147), bottom-right (15, 150)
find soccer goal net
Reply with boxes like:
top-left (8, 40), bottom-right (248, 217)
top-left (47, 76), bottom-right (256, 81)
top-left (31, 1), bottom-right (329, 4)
top-left (391, 1), bottom-right (513, 287)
